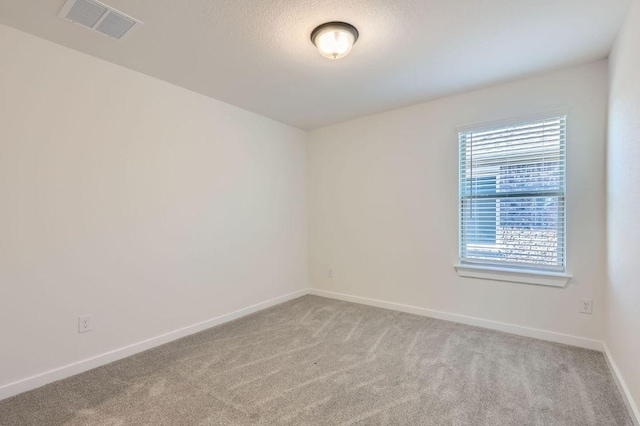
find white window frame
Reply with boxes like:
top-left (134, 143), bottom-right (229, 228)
top-left (454, 111), bottom-right (572, 287)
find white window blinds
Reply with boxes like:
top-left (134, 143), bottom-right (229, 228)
top-left (458, 115), bottom-right (566, 272)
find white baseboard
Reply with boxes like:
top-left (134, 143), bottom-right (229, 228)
top-left (308, 288), bottom-right (603, 351)
top-left (0, 288), bottom-right (309, 401)
top-left (602, 342), bottom-right (640, 426)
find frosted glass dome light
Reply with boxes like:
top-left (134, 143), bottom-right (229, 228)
top-left (311, 22), bottom-right (359, 60)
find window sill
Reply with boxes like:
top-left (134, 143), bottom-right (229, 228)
top-left (454, 263), bottom-right (572, 287)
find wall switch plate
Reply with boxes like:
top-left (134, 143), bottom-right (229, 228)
top-left (580, 299), bottom-right (593, 314)
top-left (78, 315), bottom-right (92, 333)
top-left (328, 269), bottom-right (333, 278)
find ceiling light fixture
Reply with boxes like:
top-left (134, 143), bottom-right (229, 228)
top-left (311, 22), bottom-right (359, 60)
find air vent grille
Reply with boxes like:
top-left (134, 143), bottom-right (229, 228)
top-left (65, 0), bottom-right (107, 28)
top-left (59, 0), bottom-right (142, 40)
top-left (95, 12), bottom-right (136, 39)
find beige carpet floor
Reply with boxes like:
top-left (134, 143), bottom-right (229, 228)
top-left (0, 295), bottom-right (633, 425)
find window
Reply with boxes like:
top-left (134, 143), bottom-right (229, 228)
top-left (458, 115), bottom-right (566, 274)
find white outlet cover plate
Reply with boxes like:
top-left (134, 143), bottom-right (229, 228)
top-left (78, 315), bottom-right (92, 333)
top-left (580, 299), bottom-right (593, 314)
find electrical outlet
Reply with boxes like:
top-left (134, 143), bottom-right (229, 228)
top-left (328, 269), bottom-right (333, 278)
top-left (78, 315), bottom-right (92, 333)
top-left (580, 299), bottom-right (593, 314)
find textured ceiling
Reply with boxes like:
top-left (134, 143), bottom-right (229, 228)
top-left (0, 0), bottom-right (631, 129)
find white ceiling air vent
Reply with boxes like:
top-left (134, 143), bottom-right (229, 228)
top-left (59, 0), bottom-right (142, 40)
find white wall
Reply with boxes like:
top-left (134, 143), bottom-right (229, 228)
top-left (606, 0), bottom-right (640, 417)
top-left (309, 61), bottom-right (608, 342)
top-left (0, 25), bottom-right (308, 390)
